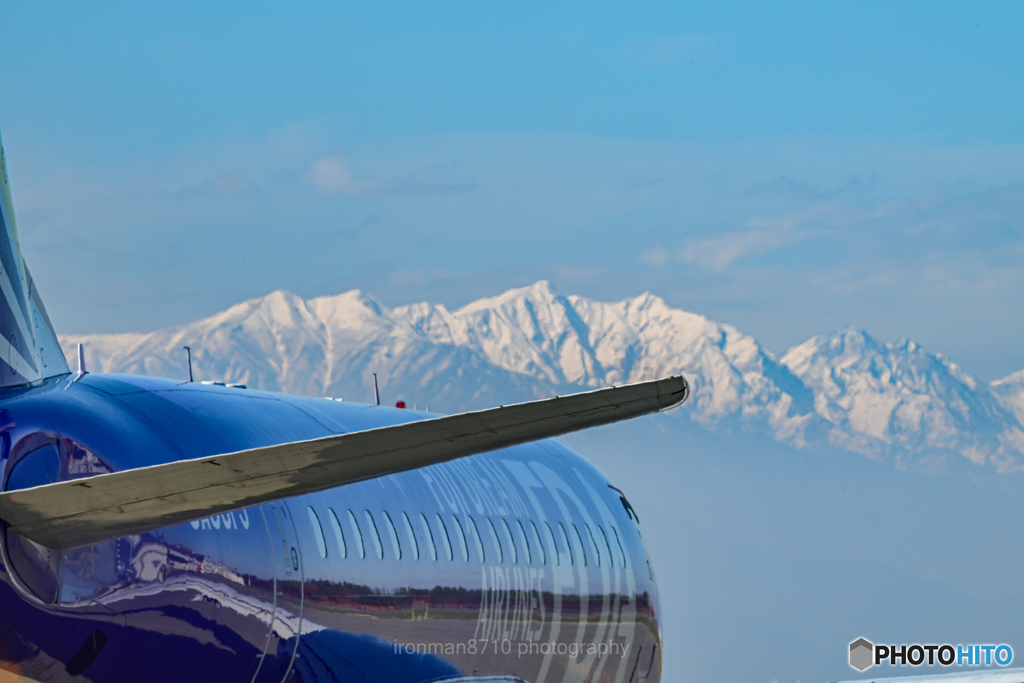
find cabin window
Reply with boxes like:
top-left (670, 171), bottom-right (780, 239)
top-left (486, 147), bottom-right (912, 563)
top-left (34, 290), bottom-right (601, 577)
top-left (583, 523), bottom-right (601, 567)
top-left (466, 516), bottom-right (485, 562)
top-left (529, 520), bottom-right (546, 565)
top-left (381, 511), bottom-right (401, 560)
top-left (500, 519), bottom-right (517, 563)
top-left (485, 518), bottom-right (503, 563)
top-left (543, 521), bottom-right (558, 566)
top-left (419, 513), bottom-right (437, 561)
top-left (571, 523), bottom-right (588, 567)
top-left (347, 510), bottom-right (365, 559)
top-left (328, 508), bottom-right (347, 559)
top-left (307, 507), bottom-right (328, 559)
top-left (434, 514), bottom-right (453, 561)
top-left (515, 520), bottom-right (532, 564)
top-left (364, 510), bottom-right (384, 560)
top-left (611, 525), bottom-right (627, 567)
top-left (450, 515), bottom-right (469, 562)
top-left (597, 525), bottom-right (614, 568)
top-left (557, 522), bottom-right (574, 566)
top-left (401, 512), bottom-right (419, 560)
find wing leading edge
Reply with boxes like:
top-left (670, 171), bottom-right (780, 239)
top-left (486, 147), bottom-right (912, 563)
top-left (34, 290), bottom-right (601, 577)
top-left (0, 375), bottom-right (688, 550)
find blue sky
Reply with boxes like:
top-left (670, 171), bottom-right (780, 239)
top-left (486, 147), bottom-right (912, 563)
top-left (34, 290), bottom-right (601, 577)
top-left (1, 2), bottom-right (1022, 380)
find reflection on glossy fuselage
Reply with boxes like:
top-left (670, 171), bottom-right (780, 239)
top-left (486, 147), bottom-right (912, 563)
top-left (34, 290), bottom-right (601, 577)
top-left (0, 374), bottom-right (661, 683)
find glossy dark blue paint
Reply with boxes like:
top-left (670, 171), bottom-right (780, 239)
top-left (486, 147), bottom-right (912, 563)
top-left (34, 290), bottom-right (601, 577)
top-left (0, 374), bottom-right (662, 683)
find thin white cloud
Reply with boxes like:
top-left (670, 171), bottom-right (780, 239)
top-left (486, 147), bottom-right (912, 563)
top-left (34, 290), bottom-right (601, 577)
top-left (301, 154), bottom-right (476, 195)
top-left (639, 247), bottom-right (670, 268)
top-left (176, 174), bottom-right (257, 200)
top-left (303, 155), bottom-right (382, 195)
top-left (645, 203), bottom-right (834, 270)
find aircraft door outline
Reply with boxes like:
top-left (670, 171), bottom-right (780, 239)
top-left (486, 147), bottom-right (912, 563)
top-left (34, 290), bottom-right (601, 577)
top-left (266, 501), bottom-right (305, 683)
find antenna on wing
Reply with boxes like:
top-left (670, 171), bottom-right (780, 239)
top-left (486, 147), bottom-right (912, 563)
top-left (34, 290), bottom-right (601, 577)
top-left (65, 343), bottom-right (88, 389)
top-left (372, 372), bottom-right (380, 406)
top-left (183, 346), bottom-right (193, 382)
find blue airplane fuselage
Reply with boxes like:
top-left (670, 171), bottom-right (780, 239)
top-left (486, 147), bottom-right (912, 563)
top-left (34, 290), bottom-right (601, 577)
top-left (0, 373), bottom-right (662, 683)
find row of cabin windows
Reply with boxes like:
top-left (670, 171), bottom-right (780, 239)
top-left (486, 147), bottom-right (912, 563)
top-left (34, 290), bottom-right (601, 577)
top-left (305, 506), bottom-right (627, 569)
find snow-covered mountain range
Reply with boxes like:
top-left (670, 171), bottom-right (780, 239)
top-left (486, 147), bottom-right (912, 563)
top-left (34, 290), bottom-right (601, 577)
top-left (59, 281), bottom-right (1024, 473)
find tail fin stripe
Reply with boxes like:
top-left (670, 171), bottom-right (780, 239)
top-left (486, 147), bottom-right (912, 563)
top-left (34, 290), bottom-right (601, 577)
top-left (0, 333), bottom-right (36, 383)
top-left (0, 259), bottom-right (35, 351)
top-left (0, 127), bottom-right (67, 386)
top-left (0, 195), bottom-right (32, 331)
top-left (0, 295), bottom-right (33, 375)
top-left (0, 196), bottom-right (35, 376)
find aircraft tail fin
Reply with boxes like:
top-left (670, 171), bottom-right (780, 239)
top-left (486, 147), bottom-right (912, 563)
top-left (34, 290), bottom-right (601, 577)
top-left (0, 127), bottom-right (70, 387)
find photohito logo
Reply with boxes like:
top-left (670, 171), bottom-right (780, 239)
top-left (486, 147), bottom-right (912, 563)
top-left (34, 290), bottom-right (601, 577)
top-left (849, 638), bottom-right (1013, 672)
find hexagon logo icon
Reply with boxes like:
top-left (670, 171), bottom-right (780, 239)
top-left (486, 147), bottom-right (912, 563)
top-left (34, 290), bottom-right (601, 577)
top-left (849, 638), bottom-right (874, 671)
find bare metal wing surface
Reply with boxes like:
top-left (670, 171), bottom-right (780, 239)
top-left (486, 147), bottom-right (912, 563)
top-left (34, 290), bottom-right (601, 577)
top-left (0, 374), bottom-right (688, 550)
top-left (830, 668), bottom-right (1024, 683)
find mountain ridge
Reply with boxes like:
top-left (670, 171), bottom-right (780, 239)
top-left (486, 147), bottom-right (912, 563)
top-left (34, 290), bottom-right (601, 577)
top-left (59, 281), bottom-right (1024, 473)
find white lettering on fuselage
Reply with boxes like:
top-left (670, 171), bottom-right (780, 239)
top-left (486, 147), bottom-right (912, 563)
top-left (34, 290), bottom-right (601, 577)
top-left (189, 509), bottom-right (250, 531)
top-left (475, 565), bottom-right (547, 644)
top-left (420, 457), bottom-right (529, 517)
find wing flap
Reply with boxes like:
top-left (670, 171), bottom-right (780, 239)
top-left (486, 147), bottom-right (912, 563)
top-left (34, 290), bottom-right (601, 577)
top-left (0, 375), bottom-right (687, 550)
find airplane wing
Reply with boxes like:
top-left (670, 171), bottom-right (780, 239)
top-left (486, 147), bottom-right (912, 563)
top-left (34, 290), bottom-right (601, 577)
top-left (0, 374), bottom-right (688, 550)
top-left (830, 668), bottom-right (1024, 682)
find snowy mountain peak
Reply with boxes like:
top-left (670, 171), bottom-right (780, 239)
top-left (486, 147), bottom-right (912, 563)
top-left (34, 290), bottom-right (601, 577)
top-left (59, 282), bottom-right (1024, 473)
top-left (781, 328), bottom-right (1021, 470)
top-left (458, 279), bottom-right (560, 310)
top-left (307, 289), bottom-right (394, 333)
